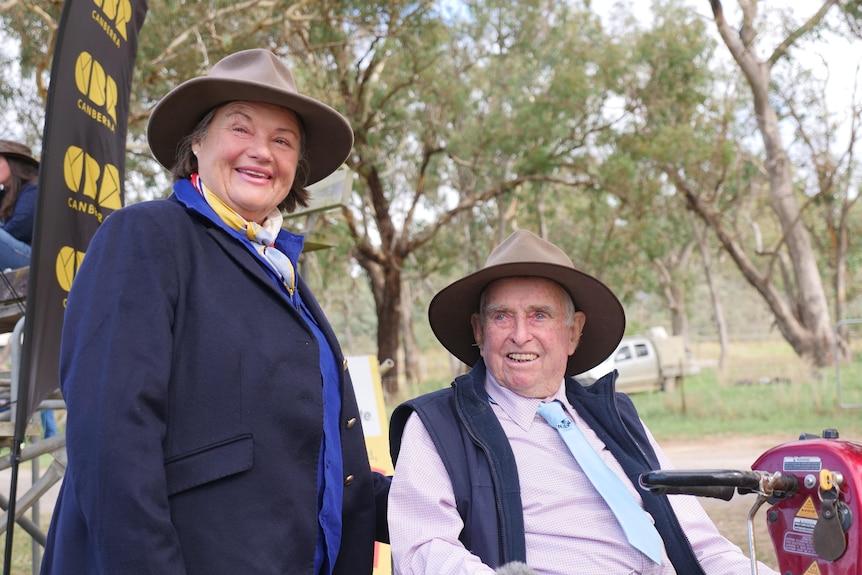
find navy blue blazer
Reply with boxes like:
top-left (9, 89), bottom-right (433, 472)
top-left (41, 194), bottom-right (388, 574)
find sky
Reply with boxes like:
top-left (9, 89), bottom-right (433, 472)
top-left (596, 0), bottom-right (861, 117)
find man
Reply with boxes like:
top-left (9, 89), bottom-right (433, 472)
top-left (388, 229), bottom-right (778, 575)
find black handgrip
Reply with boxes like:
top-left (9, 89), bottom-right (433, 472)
top-left (640, 469), bottom-right (798, 499)
top-left (641, 469), bottom-right (761, 489)
top-left (641, 484), bottom-right (736, 500)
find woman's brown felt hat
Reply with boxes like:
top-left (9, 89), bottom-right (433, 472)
top-left (428, 229), bottom-right (626, 376)
top-left (147, 49), bottom-right (353, 186)
top-left (0, 140), bottom-right (39, 167)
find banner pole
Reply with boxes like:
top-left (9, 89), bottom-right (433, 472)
top-left (3, 440), bottom-right (23, 575)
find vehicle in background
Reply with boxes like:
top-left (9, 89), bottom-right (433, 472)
top-left (576, 328), bottom-right (699, 393)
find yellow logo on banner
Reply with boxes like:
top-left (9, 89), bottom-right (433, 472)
top-left (347, 356), bottom-right (393, 575)
top-left (75, 51), bottom-right (118, 127)
top-left (64, 145), bottom-right (123, 217)
top-left (93, 0), bottom-right (133, 42)
top-left (803, 561), bottom-right (822, 575)
top-left (56, 247), bottom-right (86, 294)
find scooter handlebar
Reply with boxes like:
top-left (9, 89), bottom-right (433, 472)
top-left (639, 469), bottom-right (798, 500)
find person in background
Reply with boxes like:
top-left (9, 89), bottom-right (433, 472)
top-left (388, 229), bottom-right (778, 575)
top-left (0, 140), bottom-right (57, 437)
top-left (0, 139), bottom-right (38, 271)
top-left (41, 49), bottom-right (389, 575)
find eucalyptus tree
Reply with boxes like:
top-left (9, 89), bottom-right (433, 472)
top-left (283, 0), bottom-right (626, 394)
top-left (778, 60), bottom-right (862, 333)
top-left (582, 0), bottom-right (716, 341)
top-left (695, 0), bottom-right (853, 367)
top-left (612, 0), bottom-right (856, 369)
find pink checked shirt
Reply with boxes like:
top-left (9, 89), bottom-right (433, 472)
top-left (388, 374), bottom-right (780, 575)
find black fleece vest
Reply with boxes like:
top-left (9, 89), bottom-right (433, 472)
top-left (390, 361), bottom-right (707, 574)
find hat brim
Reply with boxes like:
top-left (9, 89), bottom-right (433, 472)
top-left (0, 152), bottom-right (39, 168)
top-left (428, 262), bottom-right (625, 376)
top-left (147, 76), bottom-right (353, 185)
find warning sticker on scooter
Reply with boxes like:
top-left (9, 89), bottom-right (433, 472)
top-left (797, 495), bottom-right (819, 519)
top-left (783, 456), bottom-right (822, 472)
top-left (793, 495), bottom-right (818, 533)
top-left (783, 532), bottom-right (817, 556)
top-left (793, 517), bottom-right (817, 533)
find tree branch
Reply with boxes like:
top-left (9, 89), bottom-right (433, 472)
top-left (768, 0), bottom-right (841, 67)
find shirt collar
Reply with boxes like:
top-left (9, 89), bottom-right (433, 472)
top-left (485, 371), bottom-right (569, 432)
top-left (191, 173), bottom-right (285, 239)
top-left (173, 176), bottom-right (305, 264)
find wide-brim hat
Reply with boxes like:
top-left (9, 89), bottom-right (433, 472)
top-left (0, 140), bottom-right (39, 167)
top-left (147, 49), bottom-right (353, 186)
top-left (429, 229), bottom-right (626, 376)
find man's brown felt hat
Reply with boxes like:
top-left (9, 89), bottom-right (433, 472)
top-left (428, 229), bottom-right (625, 376)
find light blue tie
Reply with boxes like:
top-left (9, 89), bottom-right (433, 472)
top-left (537, 400), bottom-right (663, 564)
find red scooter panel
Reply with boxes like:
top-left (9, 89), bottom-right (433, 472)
top-left (753, 436), bottom-right (861, 575)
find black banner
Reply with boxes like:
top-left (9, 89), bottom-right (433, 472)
top-left (16, 0), bottom-right (148, 439)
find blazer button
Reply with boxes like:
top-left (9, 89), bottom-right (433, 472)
top-left (346, 417), bottom-right (357, 429)
top-left (342, 358), bottom-right (348, 370)
top-left (344, 474), bottom-right (355, 486)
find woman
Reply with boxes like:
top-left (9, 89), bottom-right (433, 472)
top-left (41, 49), bottom-right (389, 575)
top-left (0, 139), bottom-right (39, 271)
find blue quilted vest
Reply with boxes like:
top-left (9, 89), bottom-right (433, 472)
top-left (389, 360), bottom-right (706, 574)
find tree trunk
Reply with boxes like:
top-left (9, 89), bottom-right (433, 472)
top-left (376, 265), bottom-right (402, 396)
top-left (689, 211), bottom-right (729, 371)
top-left (833, 206), bottom-right (851, 359)
top-left (707, 0), bottom-right (838, 367)
top-left (400, 278), bottom-right (420, 390)
top-left (652, 242), bottom-right (693, 338)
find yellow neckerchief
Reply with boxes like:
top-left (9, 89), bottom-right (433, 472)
top-left (193, 174), bottom-right (296, 296)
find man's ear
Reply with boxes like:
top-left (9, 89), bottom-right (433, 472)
top-left (570, 311), bottom-right (587, 354)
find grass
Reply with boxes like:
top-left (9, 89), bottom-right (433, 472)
top-left (629, 369), bottom-right (862, 442)
top-left (631, 337), bottom-right (862, 442)
top-left (0, 530), bottom-right (43, 575)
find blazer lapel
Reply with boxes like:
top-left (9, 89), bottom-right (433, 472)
top-left (206, 226), bottom-right (296, 305)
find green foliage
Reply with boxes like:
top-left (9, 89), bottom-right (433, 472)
top-left (631, 368), bottom-right (862, 442)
